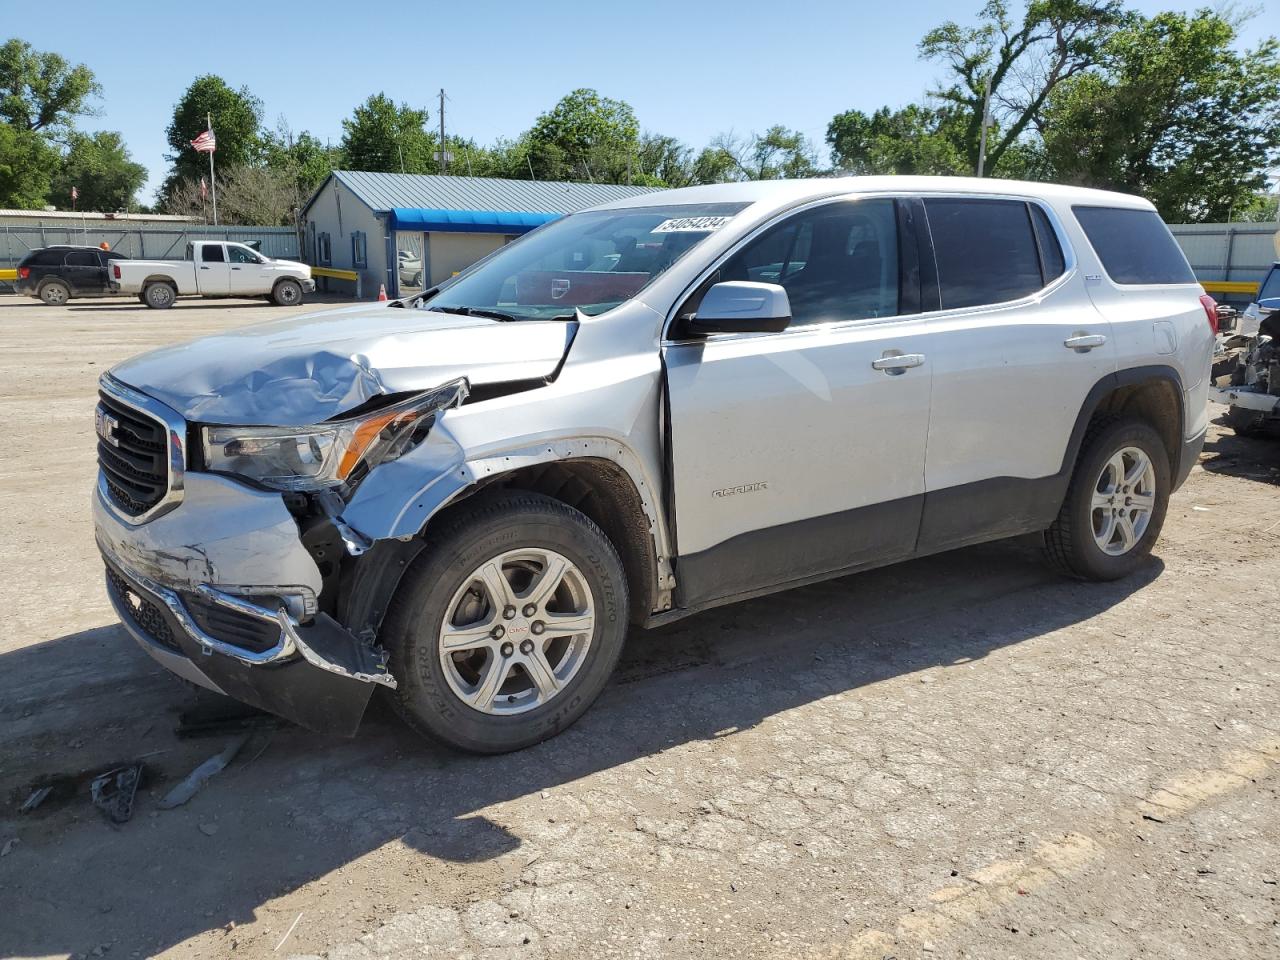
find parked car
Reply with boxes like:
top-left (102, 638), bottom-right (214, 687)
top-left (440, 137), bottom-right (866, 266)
top-left (398, 249), bottom-right (424, 286)
top-left (93, 177), bottom-right (1214, 753)
top-left (16, 245), bottom-right (131, 305)
top-left (109, 240), bottom-right (315, 308)
top-left (1210, 261), bottom-right (1280, 434)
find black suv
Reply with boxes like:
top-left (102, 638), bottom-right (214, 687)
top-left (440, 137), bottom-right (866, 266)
top-left (15, 245), bottom-right (130, 305)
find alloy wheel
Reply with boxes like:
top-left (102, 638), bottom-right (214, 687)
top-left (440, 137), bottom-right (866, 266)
top-left (438, 548), bottom-right (595, 715)
top-left (1091, 446), bottom-right (1156, 556)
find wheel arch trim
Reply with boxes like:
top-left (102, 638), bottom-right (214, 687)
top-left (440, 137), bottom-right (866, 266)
top-left (1062, 365), bottom-right (1186, 481)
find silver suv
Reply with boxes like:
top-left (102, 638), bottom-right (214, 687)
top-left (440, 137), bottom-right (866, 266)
top-left (94, 177), bottom-right (1214, 752)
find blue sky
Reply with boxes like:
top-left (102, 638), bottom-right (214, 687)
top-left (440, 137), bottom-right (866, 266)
top-left (13, 0), bottom-right (1278, 203)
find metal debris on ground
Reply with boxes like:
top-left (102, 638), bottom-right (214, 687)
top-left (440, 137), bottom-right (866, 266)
top-left (90, 764), bottom-right (144, 824)
top-left (20, 786), bottom-right (53, 813)
top-left (157, 733), bottom-right (250, 810)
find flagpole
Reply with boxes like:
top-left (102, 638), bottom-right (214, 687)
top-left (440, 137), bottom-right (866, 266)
top-left (207, 112), bottom-right (218, 226)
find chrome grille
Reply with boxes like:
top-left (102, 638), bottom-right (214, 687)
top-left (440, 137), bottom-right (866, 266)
top-left (96, 388), bottom-right (171, 518)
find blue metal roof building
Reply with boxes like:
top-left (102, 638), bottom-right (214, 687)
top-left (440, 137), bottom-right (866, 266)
top-left (301, 171), bottom-right (659, 297)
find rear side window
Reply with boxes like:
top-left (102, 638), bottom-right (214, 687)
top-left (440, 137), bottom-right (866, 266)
top-left (1072, 206), bottom-right (1195, 285)
top-left (64, 250), bottom-right (97, 267)
top-left (24, 249), bottom-right (65, 266)
top-left (201, 244), bottom-right (226, 263)
top-left (924, 199), bottom-right (1044, 309)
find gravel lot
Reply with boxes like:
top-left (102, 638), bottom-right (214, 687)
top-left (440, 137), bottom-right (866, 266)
top-left (1, 293), bottom-right (1278, 960)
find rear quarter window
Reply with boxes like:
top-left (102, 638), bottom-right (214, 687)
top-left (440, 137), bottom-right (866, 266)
top-left (23, 250), bottom-right (66, 266)
top-left (1072, 206), bottom-right (1195, 285)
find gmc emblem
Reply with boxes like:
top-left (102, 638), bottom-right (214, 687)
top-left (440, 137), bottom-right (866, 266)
top-left (95, 408), bottom-right (119, 447)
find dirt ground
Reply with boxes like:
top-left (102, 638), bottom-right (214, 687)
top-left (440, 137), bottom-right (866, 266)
top-left (1, 293), bottom-right (1278, 960)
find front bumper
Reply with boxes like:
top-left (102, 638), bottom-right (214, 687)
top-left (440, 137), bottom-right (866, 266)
top-left (1209, 385), bottom-right (1280, 415)
top-left (301, 278), bottom-right (316, 292)
top-left (95, 469), bottom-right (395, 737)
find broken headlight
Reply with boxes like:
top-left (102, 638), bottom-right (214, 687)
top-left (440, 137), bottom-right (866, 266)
top-left (202, 380), bottom-right (468, 491)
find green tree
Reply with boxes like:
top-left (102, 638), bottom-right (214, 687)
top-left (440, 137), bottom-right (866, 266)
top-left (0, 38), bottom-right (99, 135)
top-left (827, 104), bottom-right (967, 175)
top-left (0, 121), bottom-right (57, 207)
top-left (339, 93), bottom-right (436, 173)
top-left (162, 75), bottom-right (263, 202)
top-left (527, 88), bottom-right (639, 182)
top-left (50, 131), bottom-right (146, 211)
top-left (708, 126), bottom-right (820, 180)
top-left (920, 0), bottom-right (1126, 175)
top-left (1043, 10), bottom-right (1280, 221)
top-left (263, 126), bottom-right (335, 194)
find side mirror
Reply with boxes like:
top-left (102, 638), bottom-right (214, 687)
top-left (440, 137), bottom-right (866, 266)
top-left (688, 281), bottom-right (791, 336)
top-left (1257, 297), bottom-right (1280, 315)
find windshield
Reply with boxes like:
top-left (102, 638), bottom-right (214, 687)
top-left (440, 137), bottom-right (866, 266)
top-left (422, 202), bottom-right (749, 320)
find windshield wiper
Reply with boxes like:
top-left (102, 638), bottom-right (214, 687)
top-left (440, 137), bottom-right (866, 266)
top-left (428, 305), bottom-right (518, 322)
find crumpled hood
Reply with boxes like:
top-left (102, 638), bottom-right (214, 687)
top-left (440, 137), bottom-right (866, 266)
top-left (109, 303), bottom-right (576, 425)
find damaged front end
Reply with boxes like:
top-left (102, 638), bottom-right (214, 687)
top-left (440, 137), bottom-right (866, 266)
top-left (1211, 307), bottom-right (1280, 431)
top-left (94, 371), bottom-right (471, 737)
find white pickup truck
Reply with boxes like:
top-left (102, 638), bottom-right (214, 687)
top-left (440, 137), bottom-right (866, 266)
top-left (110, 240), bottom-right (316, 309)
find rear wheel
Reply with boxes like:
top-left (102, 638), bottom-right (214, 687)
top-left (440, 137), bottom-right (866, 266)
top-left (382, 491), bottom-right (629, 753)
top-left (1042, 415), bottom-right (1170, 581)
top-left (272, 278), bottom-right (303, 306)
top-left (39, 280), bottom-right (70, 305)
top-left (143, 282), bottom-right (176, 309)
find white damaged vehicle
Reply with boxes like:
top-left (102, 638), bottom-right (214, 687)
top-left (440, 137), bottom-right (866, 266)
top-left (1211, 261), bottom-right (1280, 434)
top-left (94, 177), bottom-right (1213, 752)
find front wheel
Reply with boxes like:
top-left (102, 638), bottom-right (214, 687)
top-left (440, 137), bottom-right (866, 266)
top-left (1042, 415), bottom-right (1170, 580)
top-left (382, 491), bottom-right (629, 753)
top-left (271, 278), bottom-right (303, 306)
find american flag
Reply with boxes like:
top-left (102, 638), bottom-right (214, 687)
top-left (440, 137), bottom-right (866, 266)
top-left (191, 129), bottom-right (216, 153)
top-left (70, 186), bottom-right (78, 201)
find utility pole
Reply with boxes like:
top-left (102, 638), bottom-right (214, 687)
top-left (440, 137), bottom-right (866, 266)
top-left (976, 76), bottom-right (992, 178)
top-left (439, 88), bottom-right (447, 174)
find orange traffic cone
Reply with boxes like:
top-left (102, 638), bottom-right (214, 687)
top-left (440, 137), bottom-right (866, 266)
top-left (377, 283), bottom-right (388, 301)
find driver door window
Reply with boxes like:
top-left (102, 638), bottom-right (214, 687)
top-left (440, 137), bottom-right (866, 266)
top-left (720, 199), bottom-right (900, 326)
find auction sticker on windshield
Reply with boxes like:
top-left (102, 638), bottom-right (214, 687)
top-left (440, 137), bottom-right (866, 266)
top-left (653, 216), bottom-right (734, 233)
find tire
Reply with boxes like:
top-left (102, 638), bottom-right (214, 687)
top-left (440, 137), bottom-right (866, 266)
top-left (143, 282), bottom-right (176, 309)
top-left (381, 490), bottom-right (629, 753)
top-left (1042, 415), bottom-right (1170, 581)
top-left (271, 278), bottom-right (303, 306)
top-left (137, 293), bottom-right (148, 304)
top-left (39, 280), bottom-right (71, 306)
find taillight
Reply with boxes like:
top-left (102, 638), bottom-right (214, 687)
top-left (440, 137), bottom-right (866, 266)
top-left (18, 266), bottom-right (29, 279)
top-left (1198, 292), bottom-right (1219, 335)
top-left (112, 264), bottom-right (121, 279)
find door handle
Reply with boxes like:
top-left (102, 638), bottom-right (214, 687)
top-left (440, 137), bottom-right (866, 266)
top-left (1064, 333), bottom-right (1107, 352)
top-left (200, 266), bottom-right (210, 270)
top-left (231, 266), bottom-right (241, 271)
top-left (871, 353), bottom-right (926, 374)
